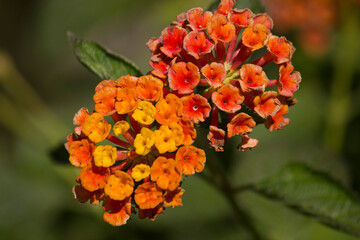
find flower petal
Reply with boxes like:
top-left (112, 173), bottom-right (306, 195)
top-left (181, 93), bottom-right (211, 124)
top-left (206, 13), bottom-right (236, 43)
top-left (183, 31), bottom-right (214, 59)
top-left (227, 113), bottom-right (256, 138)
top-left (168, 62), bottom-right (200, 94)
top-left (212, 84), bottom-right (244, 113)
top-left (159, 26), bottom-right (187, 58)
top-left (242, 23), bottom-right (270, 51)
top-left (201, 62), bottom-right (226, 88)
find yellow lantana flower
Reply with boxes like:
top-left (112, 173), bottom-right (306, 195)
top-left (113, 120), bottom-right (130, 136)
top-left (132, 101), bottom-right (156, 125)
top-left (131, 164), bottom-right (151, 182)
top-left (93, 145), bottom-right (117, 167)
top-left (169, 122), bottom-right (185, 146)
top-left (154, 125), bottom-right (178, 153)
top-left (134, 127), bottom-right (155, 155)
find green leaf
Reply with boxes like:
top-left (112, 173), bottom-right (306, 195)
top-left (68, 32), bottom-right (142, 80)
top-left (207, 0), bottom-right (264, 13)
top-left (252, 163), bottom-right (360, 237)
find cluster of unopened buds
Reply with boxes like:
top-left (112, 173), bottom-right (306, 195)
top-left (65, 0), bottom-right (301, 226)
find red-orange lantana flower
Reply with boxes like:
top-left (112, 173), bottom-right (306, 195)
top-left (146, 0), bottom-right (301, 151)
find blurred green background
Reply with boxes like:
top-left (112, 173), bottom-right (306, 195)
top-left (1, 0), bottom-right (360, 239)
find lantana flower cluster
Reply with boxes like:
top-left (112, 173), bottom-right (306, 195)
top-left (66, 0), bottom-right (301, 226)
top-left (147, 0), bottom-right (301, 151)
top-left (65, 75), bottom-right (205, 226)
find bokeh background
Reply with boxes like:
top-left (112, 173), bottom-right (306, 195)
top-left (1, 0), bottom-right (360, 239)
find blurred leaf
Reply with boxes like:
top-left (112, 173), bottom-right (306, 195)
top-left (251, 163), bottom-right (360, 237)
top-left (207, 0), bottom-right (264, 13)
top-left (68, 32), bottom-right (142, 80)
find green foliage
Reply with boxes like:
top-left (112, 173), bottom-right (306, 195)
top-left (68, 32), bottom-right (142, 80)
top-left (252, 163), bottom-right (360, 237)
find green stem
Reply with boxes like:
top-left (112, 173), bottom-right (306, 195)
top-left (204, 152), bottom-right (263, 240)
top-left (233, 184), bottom-right (254, 193)
top-left (323, 3), bottom-right (360, 152)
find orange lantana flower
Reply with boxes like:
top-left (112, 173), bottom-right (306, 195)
top-left (207, 125), bottom-right (226, 152)
top-left (187, 7), bottom-right (213, 31)
top-left (178, 117), bottom-right (197, 145)
top-left (104, 171), bottom-right (134, 201)
top-left (265, 102), bottom-right (290, 132)
top-left (206, 13), bottom-right (236, 43)
top-left (212, 84), bottom-right (244, 113)
top-left (115, 87), bottom-right (139, 114)
top-left (68, 139), bottom-right (95, 167)
top-left (176, 146), bottom-right (206, 175)
top-left (67, 0), bottom-right (302, 226)
top-left (73, 107), bottom-right (89, 135)
top-left (278, 62), bottom-right (301, 97)
top-left (155, 93), bottom-right (183, 125)
top-left (159, 26), bottom-right (187, 58)
top-left (253, 91), bottom-right (281, 118)
top-left (253, 13), bottom-right (274, 30)
top-left (267, 35), bottom-right (295, 64)
top-left (93, 80), bottom-right (117, 116)
top-left (117, 75), bottom-right (138, 88)
top-left (230, 8), bottom-right (254, 28)
top-left (237, 134), bottom-right (259, 152)
top-left (239, 64), bottom-right (269, 93)
top-left (181, 94), bottom-right (211, 124)
top-left (183, 31), bottom-right (214, 59)
top-left (79, 166), bottom-right (110, 192)
top-left (217, 0), bottom-right (235, 15)
top-left (241, 23), bottom-right (270, 51)
top-left (82, 112), bottom-right (111, 143)
top-left (168, 62), bottom-right (200, 94)
top-left (150, 157), bottom-right (182, 191)
top-left (102, 196), bottom-right (132, 226)
top-left (201, 62), bottom-right (226, 89)
top-left (137, 75), bottom-right (163, 102)
top-left (134, 182), bottom-right (164, 209)
top-left (227, 112), bottom-right (256, 138)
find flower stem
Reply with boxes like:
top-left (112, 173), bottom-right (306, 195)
top-left (203, 151), bottom-right (263, 240)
